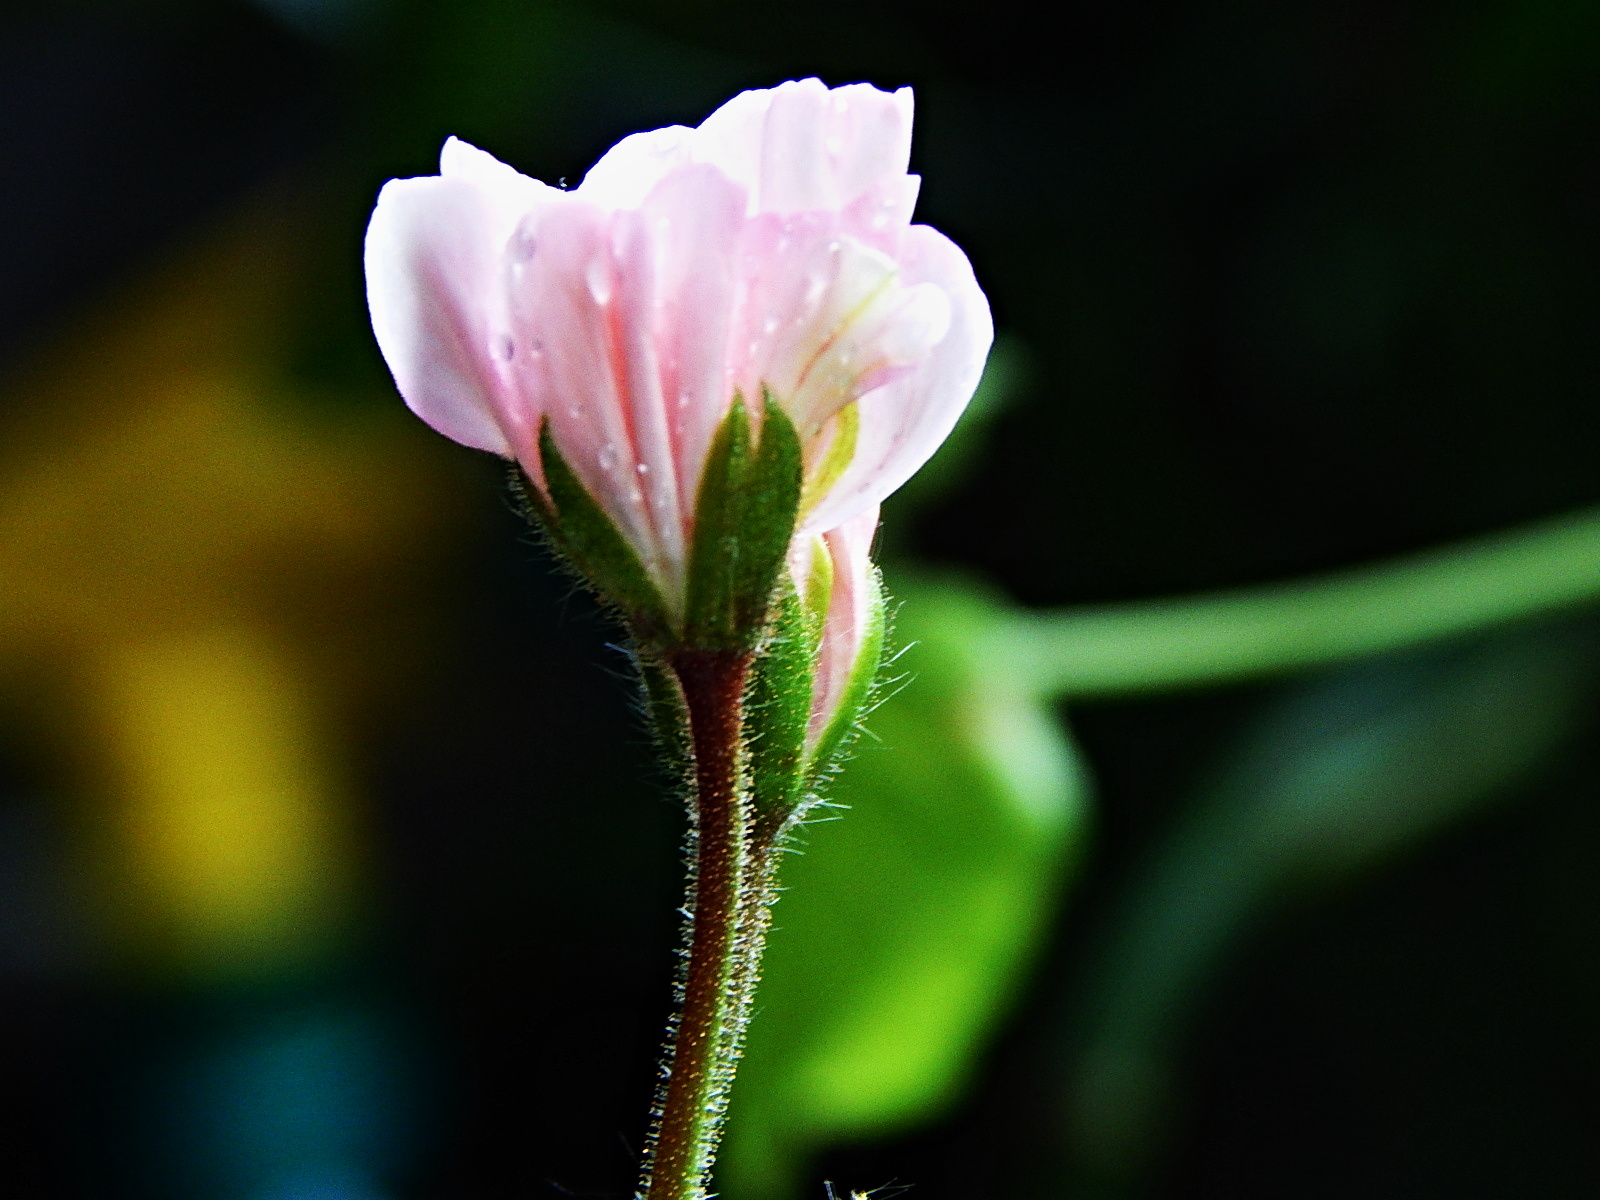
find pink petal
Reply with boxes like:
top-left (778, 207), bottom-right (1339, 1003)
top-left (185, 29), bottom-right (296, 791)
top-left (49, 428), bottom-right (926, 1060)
top-left (691, 84), bottom-right (777, 203)
top-left (694, 79), bottom-right (915, 215)
top-left (802, 223), bottom-right (993, 536)
top-left (817, 83), bottom-right (915, 212)
top-left (577, 125), bottom-right (695, 211)
top-left (729, 221), bottom-right (959, 470)
top-left (364, 173), bottom-right (519, 456)
top-left (509, 164), bottom-right (747, 609)
top-left (724, 210), bottom-right (852, 432)
top-left (755, 78), bottom-right (834, 213)
top-left (839, 174), bottom-right (922, 254)
top-left (439, 136), bottom-right (557, 230)
top-left (631, 165), bottom-right (747, 541)
top-left (508, 199), bottom-right (659, 573)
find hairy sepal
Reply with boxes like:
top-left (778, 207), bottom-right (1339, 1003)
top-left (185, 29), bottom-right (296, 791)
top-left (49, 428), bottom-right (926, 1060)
top-left (684, 393), bottom-right (803, 651)
top-left (532, 420), bottom-right (675, 648)
top-left (746, 581), bottom-right (819, 837)
top-left (637, 658), bottom-right (693, 789)
top-left (806, 565), bottom-right (890, 784)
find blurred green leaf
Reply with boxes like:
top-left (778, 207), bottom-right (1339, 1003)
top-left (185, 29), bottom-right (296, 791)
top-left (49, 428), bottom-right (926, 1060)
top-left (721, 575), bottom-right (1091, 1199)
top-left (1059, 619), bottom-right (1598, 1194)
top-left (1003, 504), bottom-right (1600, 699)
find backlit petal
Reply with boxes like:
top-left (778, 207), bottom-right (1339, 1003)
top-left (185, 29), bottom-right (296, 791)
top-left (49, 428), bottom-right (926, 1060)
top-left (364, 174), bottom-right (517, 456)
top-left (802, 222), bottom-right (993, 535)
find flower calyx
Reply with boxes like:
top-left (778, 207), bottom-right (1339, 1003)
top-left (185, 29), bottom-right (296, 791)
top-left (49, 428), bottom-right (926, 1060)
top-left (529, 392), bottom-right (803, 657)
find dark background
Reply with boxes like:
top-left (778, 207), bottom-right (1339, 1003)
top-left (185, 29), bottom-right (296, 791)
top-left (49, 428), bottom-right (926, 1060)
top-left (2, 1), bottom-right (1599, 1197)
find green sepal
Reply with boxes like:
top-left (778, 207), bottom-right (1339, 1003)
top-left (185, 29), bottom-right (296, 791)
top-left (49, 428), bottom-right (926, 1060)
top-left (683, 393), bottom-right (803, 650)
top-left (739, 392), bottom-right (805, 630)
top-left (746, 581), bottom-right (819, 834)
top-left (805, 565), bottom-right (890, 785)
top-left (636, 656), bottom-right (693, 789)
top-left (683, 397), bottom-right (753, 646)
top-left (800, 537), bottom-right (834, 641)
top-left (530, 421), bottom-right (675, 647)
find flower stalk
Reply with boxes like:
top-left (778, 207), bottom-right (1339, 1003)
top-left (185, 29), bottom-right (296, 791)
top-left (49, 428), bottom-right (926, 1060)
top-left (640, 650), bottom-right (770, 1200)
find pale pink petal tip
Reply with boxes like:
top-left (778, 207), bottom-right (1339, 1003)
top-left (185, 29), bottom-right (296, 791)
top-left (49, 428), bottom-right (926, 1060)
top-left (364, 175), bottom-right (515, 457)
top-left (808, 505), bottom-right (882, 746)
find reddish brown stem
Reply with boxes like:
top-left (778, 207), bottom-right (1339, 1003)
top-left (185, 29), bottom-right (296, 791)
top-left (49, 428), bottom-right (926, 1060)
top-left (637, 648), bottom-right (768, 1200)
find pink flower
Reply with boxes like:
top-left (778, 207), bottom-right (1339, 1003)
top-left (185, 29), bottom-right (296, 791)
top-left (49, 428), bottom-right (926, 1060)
top-left (365, 79), bottom-right (991, 621)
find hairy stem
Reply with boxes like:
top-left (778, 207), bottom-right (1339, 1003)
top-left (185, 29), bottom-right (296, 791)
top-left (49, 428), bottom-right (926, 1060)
top-left (638, 649), bottom-right (771, 1200)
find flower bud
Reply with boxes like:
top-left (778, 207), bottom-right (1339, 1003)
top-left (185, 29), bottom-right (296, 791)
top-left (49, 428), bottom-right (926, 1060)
top-left (798, 505), bottom-right (886, 766)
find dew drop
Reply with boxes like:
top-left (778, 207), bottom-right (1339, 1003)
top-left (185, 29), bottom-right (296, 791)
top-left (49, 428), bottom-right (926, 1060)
top-left (825, 136), bottom-right (843, 156)
top-left (636, 462), bottom-right (650, 475)
top-left (494, 335), bottom-right (515, 362)
top-left (586, 260), bottom-right (613, 304)
top-left (763, 316), bottom-right (779, 334)
top-left (598, 443), bottom-right (619, 472)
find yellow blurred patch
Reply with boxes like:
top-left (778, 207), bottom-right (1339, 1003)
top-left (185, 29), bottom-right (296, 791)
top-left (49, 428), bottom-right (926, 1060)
top-left (0, 200), bottom-right (465, 981)
top-left (82, 626), bottom-right (356, 975)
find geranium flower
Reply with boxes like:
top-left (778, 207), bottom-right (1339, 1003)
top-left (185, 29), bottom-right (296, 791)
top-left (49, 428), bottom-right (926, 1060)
top-left (364, 78), bottom-right (990, 633)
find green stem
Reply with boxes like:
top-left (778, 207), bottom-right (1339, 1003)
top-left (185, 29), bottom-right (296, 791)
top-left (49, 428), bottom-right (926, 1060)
top-left (638, 649), bottom-right (770, 1200)
top-left (997, 504), bottom-right (1600, 699)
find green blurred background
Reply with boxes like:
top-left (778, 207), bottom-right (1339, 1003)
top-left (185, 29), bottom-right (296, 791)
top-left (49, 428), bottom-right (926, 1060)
top-left (3, 1), bottom-right (1600, 1197)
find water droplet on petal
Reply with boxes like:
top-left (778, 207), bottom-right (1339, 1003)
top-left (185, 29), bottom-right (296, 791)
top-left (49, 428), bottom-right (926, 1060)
top-left (494, 335), bottom-right (515, 362)
top-left (586, 259), bottom-right (613, 304)
top-left (598, 443), bottom-right (619, 472)
top-left (636, 462), bottom-right (650, 475)
top-left (763, 316), bottom-right (779, 334)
